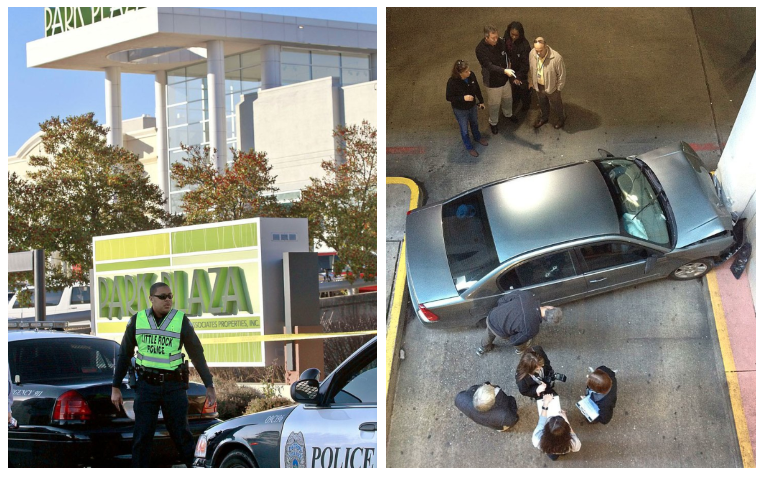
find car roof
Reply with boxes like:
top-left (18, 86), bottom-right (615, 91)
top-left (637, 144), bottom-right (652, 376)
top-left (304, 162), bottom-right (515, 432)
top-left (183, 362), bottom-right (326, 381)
top-left (483, 161), bottom-right (620, 262)
top-left (8, 331), bottom-right (108, 342)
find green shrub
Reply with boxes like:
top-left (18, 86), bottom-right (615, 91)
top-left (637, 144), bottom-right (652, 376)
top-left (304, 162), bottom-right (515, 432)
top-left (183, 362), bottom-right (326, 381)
top-left (214, 376), bottom-right (262, 420)
top-left (245, 396), bottom-right (293, 414)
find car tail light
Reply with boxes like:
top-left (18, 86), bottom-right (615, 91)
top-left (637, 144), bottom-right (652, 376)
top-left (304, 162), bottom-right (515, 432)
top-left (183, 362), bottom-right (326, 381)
top-left (202, 399), bottom-right (217, 416)
top-left (418, 304), bottom-right (439, 322)
top-left (53, 390), bottom-right (92, 421)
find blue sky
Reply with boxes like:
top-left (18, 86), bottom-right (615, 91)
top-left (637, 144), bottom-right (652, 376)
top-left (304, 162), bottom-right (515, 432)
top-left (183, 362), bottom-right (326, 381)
top-left (6, 7), bottom-right (377, 155)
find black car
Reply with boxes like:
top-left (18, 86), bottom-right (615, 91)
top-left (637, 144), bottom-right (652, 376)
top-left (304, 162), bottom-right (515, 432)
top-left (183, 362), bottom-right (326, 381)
top-left (8, 330), bottom-right (220, 467)
top-left (193, 337), bottom-right (377, 468)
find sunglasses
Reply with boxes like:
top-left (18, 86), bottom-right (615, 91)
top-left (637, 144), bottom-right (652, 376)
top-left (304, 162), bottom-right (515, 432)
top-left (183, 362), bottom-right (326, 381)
top-left (152, 293), bottom-right (173, 300)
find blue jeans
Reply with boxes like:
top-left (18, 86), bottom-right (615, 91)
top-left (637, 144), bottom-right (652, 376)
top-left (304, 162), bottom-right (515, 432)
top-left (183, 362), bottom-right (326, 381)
top-left (453, 105), bottom-right (481, 150)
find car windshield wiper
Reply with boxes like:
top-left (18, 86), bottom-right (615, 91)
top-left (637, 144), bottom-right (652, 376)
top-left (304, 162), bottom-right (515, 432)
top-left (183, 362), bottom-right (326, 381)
top-left (633, 191), bottom-right (662, 220)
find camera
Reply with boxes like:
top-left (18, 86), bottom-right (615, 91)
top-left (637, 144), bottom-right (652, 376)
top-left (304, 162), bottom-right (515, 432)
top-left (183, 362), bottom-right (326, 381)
top-left (552, 373), bottom-right (567, 383)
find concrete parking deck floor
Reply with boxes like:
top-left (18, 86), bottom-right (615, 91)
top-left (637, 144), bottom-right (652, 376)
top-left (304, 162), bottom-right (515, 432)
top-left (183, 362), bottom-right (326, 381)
top-left (385, 7), bottom-right (755, 468)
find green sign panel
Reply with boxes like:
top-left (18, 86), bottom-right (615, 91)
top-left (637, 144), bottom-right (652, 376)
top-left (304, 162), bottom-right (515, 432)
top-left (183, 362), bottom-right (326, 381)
top-left (93, 220), bottom-right (267, 366)
top-left (45, 7), bottom-right (145, 37)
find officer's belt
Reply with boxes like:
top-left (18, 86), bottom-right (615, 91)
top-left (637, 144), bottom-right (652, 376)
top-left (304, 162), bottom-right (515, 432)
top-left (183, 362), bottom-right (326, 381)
top-left (137, 365), bottom-right (183, 383)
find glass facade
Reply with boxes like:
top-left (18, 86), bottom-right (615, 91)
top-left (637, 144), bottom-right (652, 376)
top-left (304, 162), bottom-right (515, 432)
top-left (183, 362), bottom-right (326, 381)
top-left (167, 47), bottom-right (371, 212)
top-left (281, 48), bottom-right (370, 86)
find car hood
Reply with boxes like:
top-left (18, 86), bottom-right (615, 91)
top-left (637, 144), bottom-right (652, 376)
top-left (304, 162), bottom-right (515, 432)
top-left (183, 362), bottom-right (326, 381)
top-left (405, 204), bottom-right (460, 304)
top-left (204, 404), bottom-right (298, 436)
top-left (638, 143), bottom-right (733, 248)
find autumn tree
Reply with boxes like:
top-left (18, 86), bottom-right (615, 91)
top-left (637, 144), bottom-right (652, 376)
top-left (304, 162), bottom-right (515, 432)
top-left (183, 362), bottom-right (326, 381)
top-left (8, 113), bottom-right (179, 293)
top-left (292, 121), bottom-right (377, 284)
top-left (171, 145), bottom-right (283, 225)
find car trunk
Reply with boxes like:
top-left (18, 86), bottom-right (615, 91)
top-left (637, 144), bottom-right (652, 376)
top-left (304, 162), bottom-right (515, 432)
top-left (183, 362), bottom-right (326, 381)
top-left (405, 204), bottom-right (460, 304)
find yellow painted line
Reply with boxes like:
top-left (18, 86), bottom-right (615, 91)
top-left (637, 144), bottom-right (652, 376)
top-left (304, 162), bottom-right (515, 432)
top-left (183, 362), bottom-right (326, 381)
top-left (385, 177), bottom-right (420, 396)
top-left (706, 270), bottom-right (754, 468)
top-left (198, 330), bottom-right (376, 345)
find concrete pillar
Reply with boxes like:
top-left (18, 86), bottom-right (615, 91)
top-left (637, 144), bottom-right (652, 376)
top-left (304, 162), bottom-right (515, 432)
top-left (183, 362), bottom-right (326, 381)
top-left (261, 44), bottom-right (281, 90)
top-left (105, 66), bottom-right (122, 147)
top-left (206, 40), bottom-right (227, 171)
top-left (155, 71), bottom-right (170, 212)
top-left (716, 71), bottom-right (756, 304)
top-left (370, 52), bottom-right (377, 81)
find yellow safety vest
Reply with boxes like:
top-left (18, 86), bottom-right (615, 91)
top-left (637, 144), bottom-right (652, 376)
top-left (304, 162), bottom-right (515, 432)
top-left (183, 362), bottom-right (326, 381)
top-left (135, 308), bottom-right (184, 370)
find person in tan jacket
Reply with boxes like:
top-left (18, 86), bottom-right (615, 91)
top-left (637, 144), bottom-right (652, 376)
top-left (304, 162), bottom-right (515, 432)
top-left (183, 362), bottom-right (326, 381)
top-left (529, 37), bottom-right (566, 129)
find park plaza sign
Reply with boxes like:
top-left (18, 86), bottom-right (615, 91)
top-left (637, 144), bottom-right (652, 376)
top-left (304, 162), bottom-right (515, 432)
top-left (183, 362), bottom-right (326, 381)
top-left (98, 267), bottom-right (254, 320)
top-left (93, 218), bottom-right (308, 366)
top-left (45, 7), bottom-right (144, 37)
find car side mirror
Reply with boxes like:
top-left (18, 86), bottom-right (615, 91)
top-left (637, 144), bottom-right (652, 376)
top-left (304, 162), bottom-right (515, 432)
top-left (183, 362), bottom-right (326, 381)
top-left (645, 255), bottom-right (661, 274)
top-left (291, 379), bottom-right (320, 404)
top-left (298, 368), bottom-right (320, 381)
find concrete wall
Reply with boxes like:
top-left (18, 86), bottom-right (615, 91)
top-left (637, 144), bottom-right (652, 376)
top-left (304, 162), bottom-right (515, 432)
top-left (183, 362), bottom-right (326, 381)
top-left (717, 72), bottom-right (756, 307)
top-left (342, 80), bottom-right (378, 128)
top-left (319, 291), bottom-right (377, 324)
top-left (252, 76), bottom-right (340, 194)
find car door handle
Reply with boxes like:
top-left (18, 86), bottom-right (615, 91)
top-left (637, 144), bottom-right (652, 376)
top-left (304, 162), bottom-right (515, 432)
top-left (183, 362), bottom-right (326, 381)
top-left (359, 422), bottom-right (377, 432)
top-left (589, 278), bottom-right (607, 283)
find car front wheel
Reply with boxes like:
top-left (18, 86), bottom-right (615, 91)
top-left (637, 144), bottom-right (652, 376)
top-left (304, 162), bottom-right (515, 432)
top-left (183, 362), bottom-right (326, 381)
top-left (670, 259), bottom-right (713, 280)
top-left (219, 450), bottom-right (256, 468)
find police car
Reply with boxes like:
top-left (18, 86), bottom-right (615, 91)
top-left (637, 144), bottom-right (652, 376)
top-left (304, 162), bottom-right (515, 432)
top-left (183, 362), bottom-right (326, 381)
top-left (193, 336), bottom-right (377, 468)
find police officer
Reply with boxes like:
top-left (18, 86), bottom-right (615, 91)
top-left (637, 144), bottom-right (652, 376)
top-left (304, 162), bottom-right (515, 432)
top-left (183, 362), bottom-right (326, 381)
top-left (111, 282), bottom-right (216, 467)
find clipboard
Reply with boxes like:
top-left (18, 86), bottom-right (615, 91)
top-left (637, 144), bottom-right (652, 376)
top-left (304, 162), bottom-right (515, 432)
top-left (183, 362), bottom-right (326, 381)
top-left (537, 395), bottom-right (561, 417)
top-left (576, 395), bottom-right (600, 422)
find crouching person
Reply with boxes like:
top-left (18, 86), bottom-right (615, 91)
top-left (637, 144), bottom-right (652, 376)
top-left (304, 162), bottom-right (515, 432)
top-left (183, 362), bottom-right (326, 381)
top-left (455, 382), bottom-right (519, 432)
top-left (585, 366), bottom-right (617, 424)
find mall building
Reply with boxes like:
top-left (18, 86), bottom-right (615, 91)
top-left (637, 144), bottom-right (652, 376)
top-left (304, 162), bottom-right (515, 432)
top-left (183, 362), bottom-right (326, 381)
top-left (9, 7), bottom-right (377, 212)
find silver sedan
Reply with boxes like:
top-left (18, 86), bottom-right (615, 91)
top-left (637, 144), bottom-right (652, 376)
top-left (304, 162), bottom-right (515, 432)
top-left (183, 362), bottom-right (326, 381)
top-left (405, 143), bottom-right (745, 327)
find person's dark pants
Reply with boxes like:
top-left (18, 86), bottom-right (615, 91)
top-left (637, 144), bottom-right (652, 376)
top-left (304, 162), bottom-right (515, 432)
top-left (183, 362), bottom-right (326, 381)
top-left (453, 105), bottom-right (482, 150)
top-left (132, 380), bottom-right (194, 468)
top-left (512, 82), bottom-right (532, 111)
top-left (536, 84), bottom-right (565, 123)
top-left (481, 326), bottom-right (532, 353)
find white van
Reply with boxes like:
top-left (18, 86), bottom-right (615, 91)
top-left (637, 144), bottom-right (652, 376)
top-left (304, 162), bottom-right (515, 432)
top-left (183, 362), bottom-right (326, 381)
top-left (8, 285), bottom-right (91, 319)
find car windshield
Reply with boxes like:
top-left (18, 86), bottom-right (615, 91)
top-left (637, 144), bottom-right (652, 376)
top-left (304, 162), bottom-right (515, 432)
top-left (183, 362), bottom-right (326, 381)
top-left (441, 189), bottom-right (500, 290)
top-left (9, 338), bottom-right (119, 385)
top-left (596, 159), bottom-right (670, 246)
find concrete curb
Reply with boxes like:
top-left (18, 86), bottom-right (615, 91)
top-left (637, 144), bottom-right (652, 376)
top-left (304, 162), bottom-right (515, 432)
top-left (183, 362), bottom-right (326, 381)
top-left (385, 177), bottom-right (421, 444)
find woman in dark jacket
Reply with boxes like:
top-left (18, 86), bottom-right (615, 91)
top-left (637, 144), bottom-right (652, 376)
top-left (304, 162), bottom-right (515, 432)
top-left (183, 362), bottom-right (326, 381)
top-left (584, 366), bottom-right (618, 424)
top-left (446, 59), bottom-right (488, 157)
top-left (503, 21), bottom-right (532, 111)
top-left (515, 345), bottom-right (557, 399)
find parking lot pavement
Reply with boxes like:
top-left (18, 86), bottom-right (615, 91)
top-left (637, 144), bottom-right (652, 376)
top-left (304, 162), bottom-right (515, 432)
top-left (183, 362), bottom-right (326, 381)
top-left (385, 7), bottom-right (755, 467)
top-left (387, 278), bottom-right (743, 467)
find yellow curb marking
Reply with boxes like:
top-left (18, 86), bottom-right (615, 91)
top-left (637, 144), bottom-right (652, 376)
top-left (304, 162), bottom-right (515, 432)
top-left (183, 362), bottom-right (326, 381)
top-left (706, 270), bottom-right (754, 468)
top-left (197, 330), bottom-right (377, 345)
top-left (385, 177), bottom-right (420, 397)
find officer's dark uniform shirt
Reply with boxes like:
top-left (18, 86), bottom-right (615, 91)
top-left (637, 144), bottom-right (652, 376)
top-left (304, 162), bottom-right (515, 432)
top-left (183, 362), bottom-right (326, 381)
top-left (112, 309), bottom-right (214, 388)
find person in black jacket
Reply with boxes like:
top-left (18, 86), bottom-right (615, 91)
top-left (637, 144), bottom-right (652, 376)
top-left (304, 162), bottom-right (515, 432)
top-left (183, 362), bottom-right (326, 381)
top-left (504, 21), bottom-right (532, 112)
top-left (584, 366), bottom-right (618, 424)
top-left (446, 59), bottom-right (488, 157)
top-left (454, 382), bottom-right (519, 431)
top-left (476, 289), bottom-right (562, 356)
top-left (515, 345), bottom-right (564, 399)
top-left (475, 24), bottom-right (517, 134)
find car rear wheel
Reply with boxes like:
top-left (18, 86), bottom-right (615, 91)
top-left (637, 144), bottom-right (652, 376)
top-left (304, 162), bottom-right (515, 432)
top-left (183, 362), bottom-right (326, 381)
top-left (219, 450), bottom-right (256, 468)
top-left (670, 259), bottom-right (713, 280)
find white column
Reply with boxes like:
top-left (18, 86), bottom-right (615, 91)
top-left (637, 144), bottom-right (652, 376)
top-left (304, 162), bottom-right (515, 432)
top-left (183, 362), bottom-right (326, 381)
top-left (716, 71), bottom-right (756, 305)
top-left (261, 44), bottom-right (281, 90)
top-left (105, 66), bottom-right (122, 147)
top-left (206, 40), bottom-right (227, 172)
top-left (155, 70), bottom-right (170, 212)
